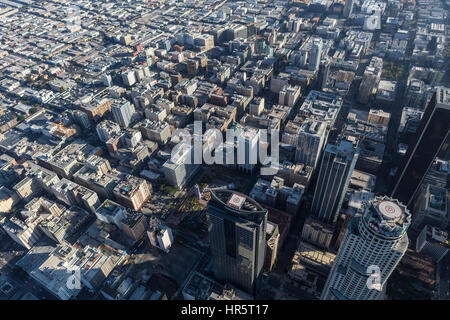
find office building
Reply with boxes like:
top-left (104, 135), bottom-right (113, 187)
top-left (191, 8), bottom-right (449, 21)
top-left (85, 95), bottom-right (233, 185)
top-left (111, 100), bottom-right (135, 128)
top-left (279, 85), bottom-right (301, 108)
top-left (113, 175), bottom-right (151, 211)
top-left (95, 200), bottom-right (127, 227)
top-left (343, 0), bottom-right (355, 18)
top-left (321, 196), bottom-right (411, 300)
top-left (207, 190), bottom-right (267, 295)
top-left (0, 216), bottom-right (42, 249)
top-left (182, 272), bottom-right (252, 300)
top-left (311, 140), bottom-right (359, 225)
top-left (237, 128), bottom-right (260, 175)
top-left (122, 70), bottom-right (136, 87)
top-left (77, 98), bottom-right (111, 122)
top-left (249, 177), bottom-right (305, 215)
top-left (39, 206), bottom-right (90, 244)
top-left (139, 119), bottom-right (171, 144)
top-left (96, 120), bottom-right (121, 143)
top-left (72, 110), bottom-right (92, 131)
top-left (416, 225), bottom-right (449, 263)
top-left (295, 120), bottom-right (327, 168)
top-left (410, 184), bottom-right (448, 231)
top-left (308, 38), bottom-right (323, 72)
top-left (162, 144), bottom-right (201, 188)
top-left (391, 86), bottom-right (450, 207)
top-left (16, 243), bottom-right (120, 300)
top-left (301, 217), bottom-right (334, 250)
top-left (357, 57), bottom-right (383, 104)
top-left (121, 210), bottom-right (147, 242)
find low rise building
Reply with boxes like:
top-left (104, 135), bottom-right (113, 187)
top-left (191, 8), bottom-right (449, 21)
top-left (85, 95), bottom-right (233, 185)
top-left (182, 272), bottom-right (252, 300)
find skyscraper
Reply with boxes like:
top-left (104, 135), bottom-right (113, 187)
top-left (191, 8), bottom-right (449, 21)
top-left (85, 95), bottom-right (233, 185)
top-left (391, 86), bottom-right (450, 207)
top-left (357, 57), bottom-right (383, 104)
top-left (308, 38), bottom-right (323, 72)
top-left (343, 0), bottom-right (355, 18)
top-left (321, 196), bottom-right (411, 300)
top-left (111, 100), bottom-right (135, 128)
top-left (72, 110), bottom-right (92, 131)
top-left (311, 140), bottom-right (359, 225)
top-left (295, 120), bottom-right (327, 169)
top-left (237, 128), bottom-right (260, 175)
top-left (207, 189), bottom-right (268, 296)
top-left (319, 59), bottom-right (331, 90)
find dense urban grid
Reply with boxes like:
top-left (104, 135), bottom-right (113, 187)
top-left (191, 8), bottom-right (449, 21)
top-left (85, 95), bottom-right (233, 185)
top-left (0, 0), bottom-right (448, 301)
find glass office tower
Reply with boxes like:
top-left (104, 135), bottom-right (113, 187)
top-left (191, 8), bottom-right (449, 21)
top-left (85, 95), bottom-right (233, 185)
top-left (207, 190), bottom-right (268, 296)
top-left (391, 86), bottom-right (450, 207)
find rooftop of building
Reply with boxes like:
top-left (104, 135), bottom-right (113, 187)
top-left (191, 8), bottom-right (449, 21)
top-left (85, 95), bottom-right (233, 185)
top-left (209, 189), bottom-right (267, 221)
top-left (97, 200), bottom-right (126, 218)
top-left (436, 86), bottom-right (450, 107)
top-left (114, 175), bottom-right (146, 197)
top-left (426, 184), bottom-right (447, 212)
top-left (123, 209), bottom-right (145, 228)
top-left (183, 272), bottom-right (223, 300)
top-left (423, 225), bottom-right (449, 248)
top-left (290, 241), bottom-right (336, 276)
top-left (325, 140), bottom-right (358, 162)
top-left (363, 196), bottom-right (411, 239)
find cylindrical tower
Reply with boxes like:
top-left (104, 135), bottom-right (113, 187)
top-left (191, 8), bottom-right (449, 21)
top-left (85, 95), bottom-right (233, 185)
top-left (321, 196), bottom-right (411, 300)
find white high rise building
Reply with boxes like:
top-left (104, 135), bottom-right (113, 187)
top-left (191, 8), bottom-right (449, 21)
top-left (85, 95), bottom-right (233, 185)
top-left (321, 196), bottom-right (411, 300)
top-left (163, 144), bottom-right (200, 187)
top-left (237, 128), bottom-right (260, 175)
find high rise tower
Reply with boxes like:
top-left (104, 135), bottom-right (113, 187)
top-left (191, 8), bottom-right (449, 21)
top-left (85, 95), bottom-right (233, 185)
top-left (343, 0), bottom-right (355, 18)
top-left (237, 128), bottom-right (260, 175)
top-left (319, 59), bottom-right (331, 90)
top-left (391, 86), bottom-right (450, 207)
top-left (207, 190), bottom-right (267, 296)
top-left (295, 120), bottom-right (327, 169)
top-left (311, 140), bottom-right (359, 225)
top-left (321, 196), bottom-right (411, 300)
top-left (111, 100), bottom-right (135, 128)
top-left (308, 38), bottom-right (323, 72)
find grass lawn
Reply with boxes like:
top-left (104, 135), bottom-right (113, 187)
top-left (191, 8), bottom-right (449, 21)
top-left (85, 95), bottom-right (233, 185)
top-left (161, 184), bottom-right (178, 195)
top-left (382, 61), bottom-right (405, 80)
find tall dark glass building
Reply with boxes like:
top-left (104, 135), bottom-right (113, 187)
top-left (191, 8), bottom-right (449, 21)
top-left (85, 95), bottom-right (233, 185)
top-left (206, 190), bottom-right (268, 296)
top-left (311, 140), bottom-right (359, 225)
top-left (391, 86), bottom-right (450, 207)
